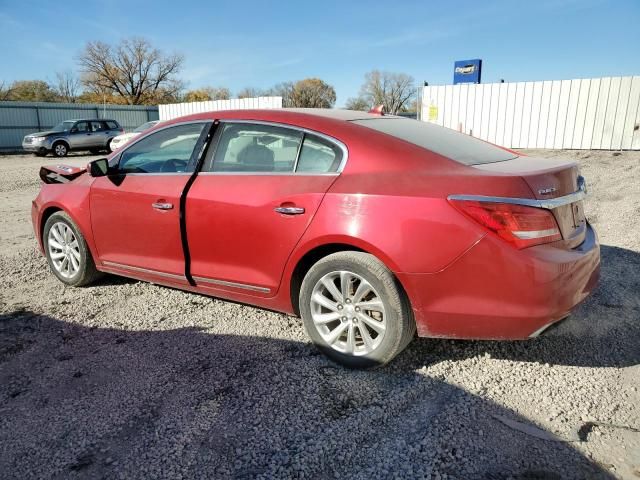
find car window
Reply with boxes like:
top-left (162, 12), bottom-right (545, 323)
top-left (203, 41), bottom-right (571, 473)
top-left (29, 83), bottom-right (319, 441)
top-left (74, 121), bottom-right (89, 133)
top-left (106, 121), bottom-right (119, 130)
top-left (296, 134), bottom-right (343, 173)
top-left (205, 123), bottom-right (302, 173)
top-left (352, 118), bottom-right (517, 165)
top-left (118, 123), bottom-right (207, 174)
top-left (91, 121), bottom-right (106, 132)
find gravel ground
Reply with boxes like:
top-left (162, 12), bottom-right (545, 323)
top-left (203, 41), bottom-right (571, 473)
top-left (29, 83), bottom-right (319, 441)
top-left (0, 150), bottom-right (638, 480)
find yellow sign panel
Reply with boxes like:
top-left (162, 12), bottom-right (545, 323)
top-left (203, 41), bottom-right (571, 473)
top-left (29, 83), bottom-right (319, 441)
top-left (428, 105), bottom-right (438, 121)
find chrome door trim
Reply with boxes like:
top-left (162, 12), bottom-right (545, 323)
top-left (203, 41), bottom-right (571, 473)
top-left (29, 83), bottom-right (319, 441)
top-left (215, 119), bottom-right (349, 174)
top-left (102, 261), bottom-right (186, 281)
top-left (447, 189), bottom-right (587, 210)
top-left (192, 275), bottom-right (270, 293)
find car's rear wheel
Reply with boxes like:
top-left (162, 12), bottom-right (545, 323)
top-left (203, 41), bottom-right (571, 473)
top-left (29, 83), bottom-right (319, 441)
top-left (43, 212), bottom-right (101, 287)
top-left (52, 142), bottom-right (68, 157)
top-left (299, 251), bottom-right (415, 368)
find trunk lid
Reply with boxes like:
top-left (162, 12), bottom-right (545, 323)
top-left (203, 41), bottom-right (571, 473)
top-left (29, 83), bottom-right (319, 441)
top-left (474, 156), bottom-right (587, 248)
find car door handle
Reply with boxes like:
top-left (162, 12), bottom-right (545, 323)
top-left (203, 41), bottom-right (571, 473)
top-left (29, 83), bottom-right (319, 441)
top-left (152, 202), bottom-right (173, 210)
top-left (275, 206), bottom-right (305, 215)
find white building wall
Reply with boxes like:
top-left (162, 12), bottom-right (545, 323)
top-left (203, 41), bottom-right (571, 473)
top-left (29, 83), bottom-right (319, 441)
top-left (420, 76), bottom-right (640, 150)
top-left (159, 96), bottom-right (283, 121)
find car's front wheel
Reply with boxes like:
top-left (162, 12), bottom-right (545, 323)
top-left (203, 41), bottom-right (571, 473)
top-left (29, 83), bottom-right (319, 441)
top-left (299, 251), bottom-right (415, 368)
top-left (43, 212), bottom-right (101, 287)
top-left (52, 142), bottom-right (68, 157)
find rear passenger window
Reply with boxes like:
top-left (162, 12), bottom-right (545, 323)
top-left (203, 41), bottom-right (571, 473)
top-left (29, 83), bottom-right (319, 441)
top-left (205, 123), bottom-right (302, 173)
top-left (106, 121), bottom-right (119, 130)
top-left (296, 134), bottom-right (343, 173)
top-left (91, 121), bottom-right (106, 132)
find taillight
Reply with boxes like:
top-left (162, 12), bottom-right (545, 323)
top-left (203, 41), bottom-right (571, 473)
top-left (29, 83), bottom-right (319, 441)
top-left (448, 199), bottom-right (561, 249)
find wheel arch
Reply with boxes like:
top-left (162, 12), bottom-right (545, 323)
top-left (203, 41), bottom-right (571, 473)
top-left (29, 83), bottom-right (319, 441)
top-left (51, 139), bottom-right (70, 152)
top-left (288, 239), bottom-right (407, 317)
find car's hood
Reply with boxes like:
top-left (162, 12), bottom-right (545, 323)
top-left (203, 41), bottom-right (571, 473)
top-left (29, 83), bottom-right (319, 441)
top-left (39, 164), bottom-right (87, 184)
top-left (26, 130), bottom-right (61, 138)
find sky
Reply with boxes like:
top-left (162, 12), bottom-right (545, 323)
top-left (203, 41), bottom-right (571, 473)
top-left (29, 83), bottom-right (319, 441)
top-left (0, 0), bottom-right (639, 106)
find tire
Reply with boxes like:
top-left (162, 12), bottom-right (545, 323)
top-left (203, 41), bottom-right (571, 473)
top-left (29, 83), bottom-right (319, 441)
top-left (106, 138), bottom-right (113, 154)
top-left (43, 211), bottom-right (101, 287)
top-left (52, 141), bottom-right (68, 157)
top-left (299, 251), bottom-right (415, 369)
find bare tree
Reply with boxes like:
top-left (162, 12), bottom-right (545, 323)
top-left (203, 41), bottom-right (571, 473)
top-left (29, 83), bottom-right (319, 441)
top-left (78, 38), bottom-right (184, 105)
top-left (236, 87), bottom-right (263, 99)
top-left (359, 70), bottom-right (415, 114)
top-left (289, 78), bottom-right (336, 108)
top-left (265, 82), bottom-right (294, 107)
top-left (54, 71), bottom-right (81, 103)
top-left (345, 96), bottom-right (370, 111)
top-left (0, 81), bottom-right (12, 101)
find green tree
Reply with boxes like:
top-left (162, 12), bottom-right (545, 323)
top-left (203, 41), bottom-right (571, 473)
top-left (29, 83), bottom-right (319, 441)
top-left (289, 78), bottom-right (336, 108)
top-left (6, 80), bottom-right (57, 102)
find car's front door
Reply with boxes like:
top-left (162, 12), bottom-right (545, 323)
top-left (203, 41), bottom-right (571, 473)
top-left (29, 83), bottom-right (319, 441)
top-left (68, 121), bottom-right (92, 149)
top-left (186, 121), bottom-right (345, 296)
top-left (90, 121), bottom-right (210, 281)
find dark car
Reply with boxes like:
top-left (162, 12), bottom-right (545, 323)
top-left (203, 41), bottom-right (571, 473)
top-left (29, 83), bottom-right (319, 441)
top-left (22, 119), bottom-right (124, 157)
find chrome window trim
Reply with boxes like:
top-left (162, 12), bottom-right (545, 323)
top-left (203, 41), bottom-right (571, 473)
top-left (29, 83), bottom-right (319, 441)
top-left (206, 119), bottom-right (349, 175)
top-left (197, 171), bottom-right (339, 177)
top-left (447, 189), bottom-right (587, 210)
top-left (192, 275), bottom-right (270, 293)
top-left (102, 261), bottom-right (186, 281)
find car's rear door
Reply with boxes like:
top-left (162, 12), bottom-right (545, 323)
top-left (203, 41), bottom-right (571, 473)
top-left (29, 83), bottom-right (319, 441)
top-left (186, 121), bottom-right (345, 296)
top-left (90, 121), bottom-right (210, 282)
top-left (89, 121), bottom-right (110, 148)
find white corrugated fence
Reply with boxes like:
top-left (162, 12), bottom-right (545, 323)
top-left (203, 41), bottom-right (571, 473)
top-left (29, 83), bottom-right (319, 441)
top-left (420, 76), bottom-right (640, 150)
top-left (159, 96), bottom-right (283, 121)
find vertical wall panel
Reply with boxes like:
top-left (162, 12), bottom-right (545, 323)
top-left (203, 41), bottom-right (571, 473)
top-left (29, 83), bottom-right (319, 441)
top-left (572, 79), bottom-right (591, 149)
top-left (580, 78), bottom-right (600, 149)
top-left (511, 82), bottom-right (525, 148)
top-left (563, 79), bottom-right (581, 149)
top-left (503, 82), bottom-right (517, 148)
top-left (487, 83), bottom-right (500, 143)
top-left (611, 76), bottom-right (632, 149)
top-left (621, 76), bottom-right (640, 149)
top-left (528, 81), bottom-right (544, 149)
top-left (519, 83), bottom-right (534, 148)
top-left (495, 83), bottom-right (509, 146)
top-left (536, 81), bottom-right (552, 148)
top-left (591, 77), bottom-right (611, 149)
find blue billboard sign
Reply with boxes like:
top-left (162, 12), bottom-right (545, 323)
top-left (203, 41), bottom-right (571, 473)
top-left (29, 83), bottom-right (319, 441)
top-left (453, 59), bottom-right (482, 84)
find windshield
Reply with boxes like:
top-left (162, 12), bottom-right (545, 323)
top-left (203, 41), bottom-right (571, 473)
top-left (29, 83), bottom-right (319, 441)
top-left (133, 121), bottom-right (159, 133)
top-left (52, 121), bottom-right (76, 133)
top-left (351, 118), bottom-right (518, 165)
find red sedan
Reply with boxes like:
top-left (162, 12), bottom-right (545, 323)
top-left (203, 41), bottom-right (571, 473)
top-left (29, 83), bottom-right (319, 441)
top-left (32, 109), bottom-right (600, 368)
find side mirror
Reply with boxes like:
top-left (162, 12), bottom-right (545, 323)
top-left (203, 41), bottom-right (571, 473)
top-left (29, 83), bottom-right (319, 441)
top-left (88, 158), bottom-right (109, 177)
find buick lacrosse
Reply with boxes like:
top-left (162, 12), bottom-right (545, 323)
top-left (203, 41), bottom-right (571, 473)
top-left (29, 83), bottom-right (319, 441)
top-left (32, 108), bottom-right (600, 367)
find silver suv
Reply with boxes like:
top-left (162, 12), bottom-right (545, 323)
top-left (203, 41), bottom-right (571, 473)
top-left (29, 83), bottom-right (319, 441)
top-left (22, 119), bottom-right (124, 157)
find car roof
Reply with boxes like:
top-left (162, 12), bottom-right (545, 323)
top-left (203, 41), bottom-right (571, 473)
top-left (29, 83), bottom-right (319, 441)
top-left (64, 119), bottom-right (118, 122)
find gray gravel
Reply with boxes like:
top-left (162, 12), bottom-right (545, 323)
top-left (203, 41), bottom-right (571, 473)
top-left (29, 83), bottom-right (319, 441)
top-left (0, 150), bottom-right (639, 479)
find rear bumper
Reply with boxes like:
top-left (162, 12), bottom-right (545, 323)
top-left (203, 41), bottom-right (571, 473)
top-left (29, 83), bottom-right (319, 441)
top-left (398, 223), bottom-right (600, 340)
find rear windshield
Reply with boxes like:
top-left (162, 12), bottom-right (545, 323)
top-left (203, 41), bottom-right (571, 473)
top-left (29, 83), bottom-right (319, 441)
top-left (351, 118), bottom-right (517, 165)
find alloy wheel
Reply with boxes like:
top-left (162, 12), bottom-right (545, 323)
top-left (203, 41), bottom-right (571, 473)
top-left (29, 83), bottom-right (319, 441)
top-left (54, 144), bottom-right (67, 156)
top-left (309, 270), bottom-right (386, 356)
top-left (47, 222), bottom-right (81, 278)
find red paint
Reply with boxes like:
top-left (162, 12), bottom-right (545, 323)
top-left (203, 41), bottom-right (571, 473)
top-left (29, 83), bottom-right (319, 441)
top-left (32, 109), bottom-right (600, 340)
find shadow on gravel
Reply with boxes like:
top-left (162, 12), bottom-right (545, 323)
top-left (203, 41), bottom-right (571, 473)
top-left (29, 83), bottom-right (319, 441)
top-left (0, 311), bottom-right (614, 479)
top-left (406, 244), bottom-right (640, 370)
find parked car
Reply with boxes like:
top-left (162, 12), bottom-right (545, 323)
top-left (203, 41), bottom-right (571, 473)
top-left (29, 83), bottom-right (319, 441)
top-left (22, 119), bottom-right (124, 157)
top-left (109, 120), bottom-right (160, 151)
top-left (31, 109), bottom-right (600, 368)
